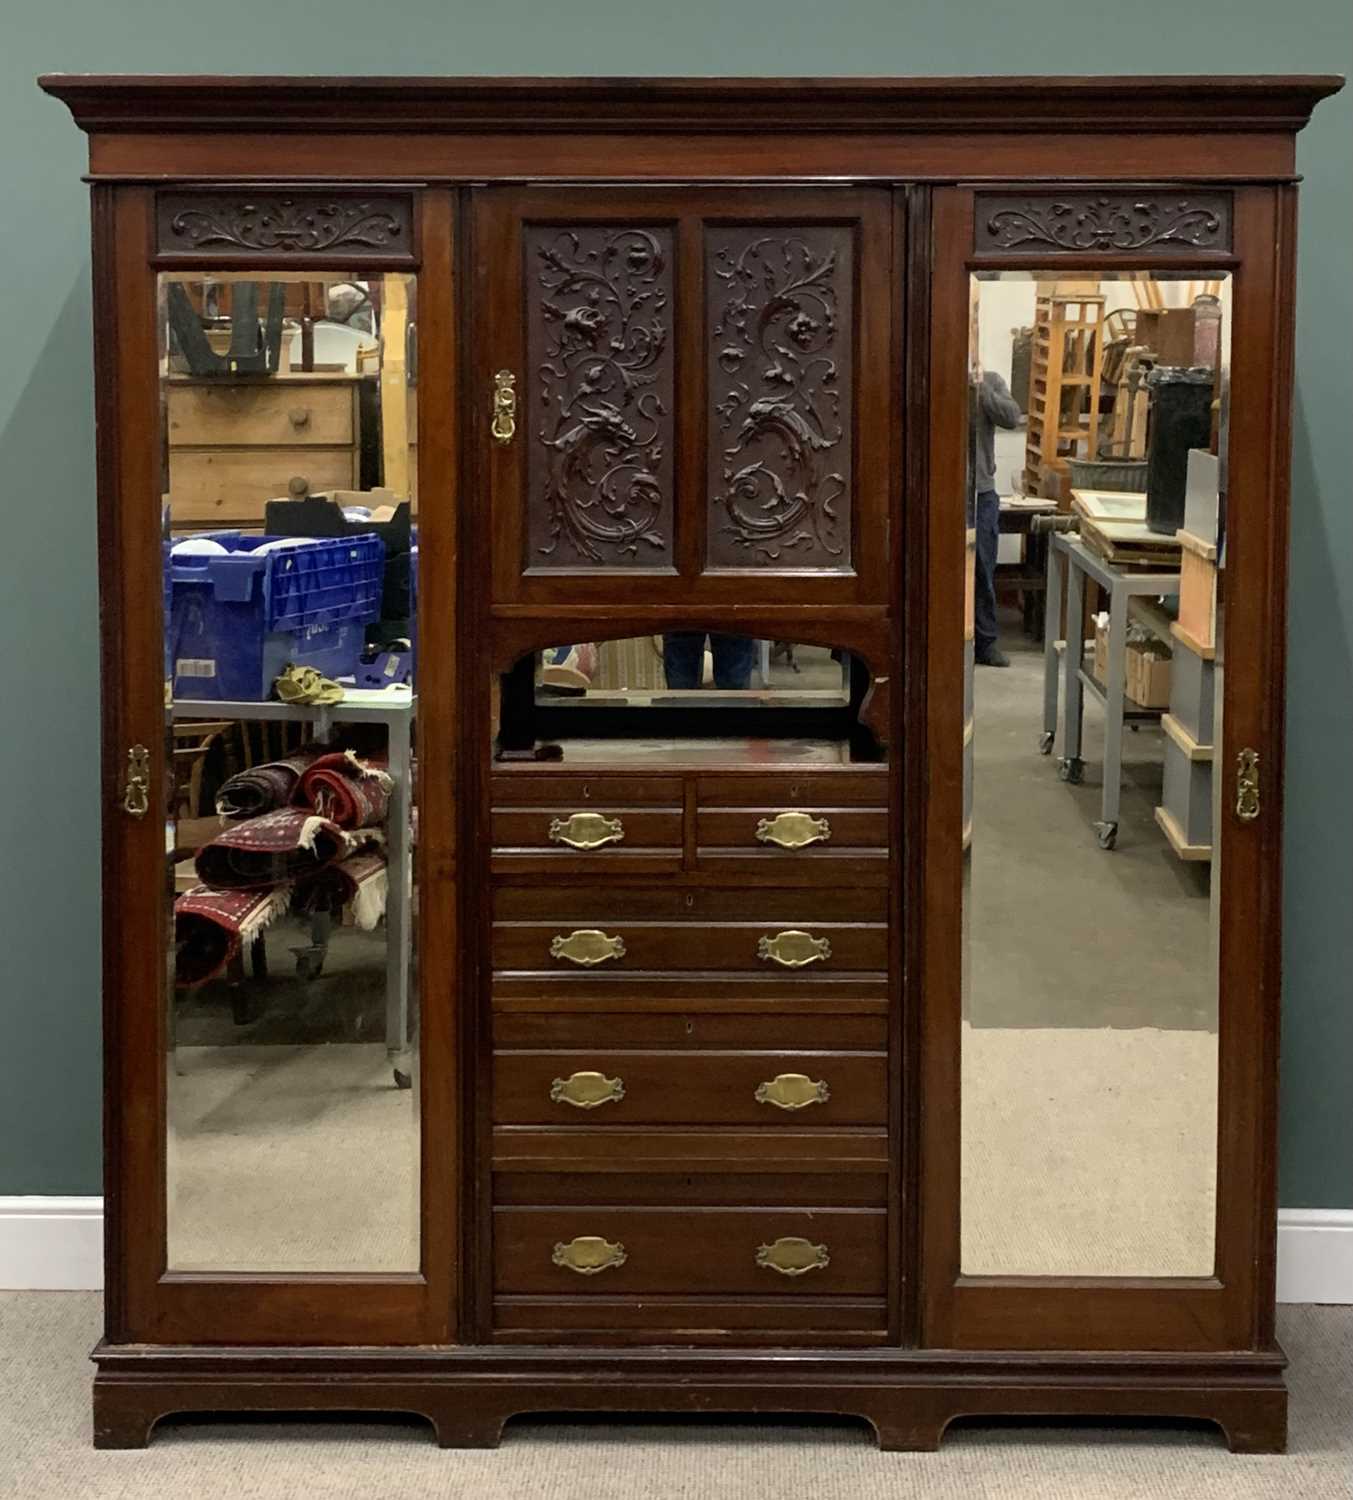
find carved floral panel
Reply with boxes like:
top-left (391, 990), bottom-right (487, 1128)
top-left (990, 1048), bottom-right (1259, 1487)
top-left (706, 226), bottom-right (853, 570)
top-left (525, 224), bottom-right (675, 569)
top-left (156, 191), bottom-right (414, 261)
top-left (974, 192), bottom-right (1232, 254)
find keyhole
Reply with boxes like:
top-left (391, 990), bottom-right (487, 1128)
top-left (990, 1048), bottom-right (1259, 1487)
top-left (684, 893), bottom-right (694, 909)
top-left (582, 783), bottom-right (591, 800)
top-left (789, 784), bottom-right (801, 801)
top-left (684, 1018), bottom-right (694, 1036)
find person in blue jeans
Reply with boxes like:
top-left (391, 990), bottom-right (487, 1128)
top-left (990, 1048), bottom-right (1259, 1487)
top-left (971, 365), bottom-right (1023, 667)
top-left (662, 632), bottom-right (756, 689)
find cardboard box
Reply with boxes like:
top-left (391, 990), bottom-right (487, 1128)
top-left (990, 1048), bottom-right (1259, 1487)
top-left (1093, 616), bottom-right (1170, 706)
top-left (1126, 639), bottom-right (1172, 708)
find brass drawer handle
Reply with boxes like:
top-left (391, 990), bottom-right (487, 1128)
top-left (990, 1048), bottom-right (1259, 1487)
top-left (552, 1235), bottom-right (627, 1275)
top-left (122, 744), bottom-right (151, 819)
top-left (551, 1070), bottom-right (625, 1109)
top-left (491, 369), bottom-right (517, 445)
top-left (756, 810), bottom-right (832, 850)
top-left (757, 930), bottom-right (831, 968)
top-left (550, 929), bottom-right (626, 966)
top-left (755, 1072), bottom-right (830, 1110)
top-left (1236, 747), bottom-right (1261, 822)
top-left (756, 1236), bottom-right (830, 1277)
top-left (549, 811), bottom-right (625, 850)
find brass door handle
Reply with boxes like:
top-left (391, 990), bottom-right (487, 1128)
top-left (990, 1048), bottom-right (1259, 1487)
top-left (758, 930), bottom-right (832, 968)
top-left (756, 810), bottom-right (832, 850)
top-left (122, 745), bottom-right (151, 819)
top-left (550, 1071), bottom-right (625, 1109)
top-left (550, 929), bottom-right (626, 966)
top-left (549, 811), bottom-right (625, 850)
top-left (552, 1235), bottom-right (627, 1275)
top-left (1236, 748), bottom-right (1261, 822)
top-left (756, 1236), bottom-right (830, 1277)
top-left (491, 369), bottom-right (517, 445)
top-left (755, 1073), bottom-right (830, 1110)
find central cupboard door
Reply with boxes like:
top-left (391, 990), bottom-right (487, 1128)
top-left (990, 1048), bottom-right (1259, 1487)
top-left (473, 187), bottom-right (896, 607)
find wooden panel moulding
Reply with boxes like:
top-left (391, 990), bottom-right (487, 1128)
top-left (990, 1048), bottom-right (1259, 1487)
top-left (155, 188), bottom-right (417, 265)
top-left (973, 190), bottom-right (1233, 255)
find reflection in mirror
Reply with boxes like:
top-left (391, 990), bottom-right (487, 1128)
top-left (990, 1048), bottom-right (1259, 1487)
top-left (500, 635), bottom-right (882, 766)
top-left (162, 272), bottom-right (420, 1273)
top-left (961, 271), bottom-right (1228, 1276)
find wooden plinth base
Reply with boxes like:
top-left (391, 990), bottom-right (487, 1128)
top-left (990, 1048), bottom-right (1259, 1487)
top-left (91, 1342), bottom-right (1288, 1454)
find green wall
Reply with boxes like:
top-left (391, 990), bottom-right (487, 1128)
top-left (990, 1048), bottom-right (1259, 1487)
top-left (2, 3), bottom-right (1349, 1203)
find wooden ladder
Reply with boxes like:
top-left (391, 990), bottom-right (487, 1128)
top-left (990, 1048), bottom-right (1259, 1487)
top-left (1023, 285), bottom-right (1107, 500)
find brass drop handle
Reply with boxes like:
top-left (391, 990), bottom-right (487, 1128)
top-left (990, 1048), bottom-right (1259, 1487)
top-left (758, 930), bottom-right (832, 968)
top-left (491, 369), bottom-right (517, 445)
top-left (288, 406), bottom-right (311, 428)
top-left (551, 1071), bottom-right (625, 1109)
top-left (550, 929), bottom-right (626, 966)
top-left (1236, 748), bottom-right (1261, 822)
top-left (756, 1236), bottom-right (830, 1277)
top-left (552, 1236), bottom-right (627, 1275)
top-left (549, 811), bottom-right (625, 850)
top-left (755, 1073), bottom-right (830, 1110)
top-left (122, 745), bottom-right (151, 819)
top-left (756, 810), bottom-right (832, 850)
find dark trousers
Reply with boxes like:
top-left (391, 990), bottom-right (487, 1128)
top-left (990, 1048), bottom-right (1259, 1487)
top-left (662, 632), bottom-right (756, 690)
top-left (973, 489), bottom-right (1000, 655)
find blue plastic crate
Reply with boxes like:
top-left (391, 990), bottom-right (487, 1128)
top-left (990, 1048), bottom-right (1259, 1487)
top-left (169, 532), bottom-right (384, 701)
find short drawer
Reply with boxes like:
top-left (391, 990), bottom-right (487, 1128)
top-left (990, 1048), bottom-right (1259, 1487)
top-left (697, 772), bottom-right (887, 808)
top-left (490, 774), bottom-right (684, 807)
top-left (494, 1206), bottom-right (886, 1296)
top-left (494, 1049), bottom-right (887, 1125)
top-left (166, 381), bottom-right (356, 447)
top-left (168, 448), bottom-right (358, 526)
top-left (697, 806), bottom-right (887, 851)
top-left (493, 920), bottom-right (887, 974)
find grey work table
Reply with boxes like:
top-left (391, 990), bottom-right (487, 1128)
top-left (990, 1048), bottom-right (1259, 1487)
top-left (1040, 534), bottom-right (1179, 850)
top-left (172, 688), bottom-right (415, 1086)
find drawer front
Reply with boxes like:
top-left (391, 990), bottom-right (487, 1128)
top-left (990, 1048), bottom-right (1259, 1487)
top-left (493, 884), bottom-right (888, 924)
top-left (166, 381), bottom-right (356, 448)
top-left (494, 1049), bottom-right (887, 1125)
top-left (697, 772), bottom-right (888, 808)
top-left (490, 774), bottom-right (685, 807)
top-left (494, 1207), bottom-right (886, 1295)
top-left (493, 1012), bottom-right (889, 1049)
top-left (169, 448), bottom-right (358, 527)
top-left (697, 807), bottom-right (887, 851)
top-left (494, 921), bottom-right (886, 974)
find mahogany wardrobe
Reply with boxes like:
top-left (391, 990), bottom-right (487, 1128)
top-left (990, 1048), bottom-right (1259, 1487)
top-left (41, 73), bottom-right (1340, 1451)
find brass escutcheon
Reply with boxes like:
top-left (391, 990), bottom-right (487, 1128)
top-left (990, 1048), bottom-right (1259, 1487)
top-left (490, 369), bottom-right (517, 444)
top-left (550, 1071), bottom-right (625, 1109)
top-left (549, 811), bottom-right (625, 850)
top-left (755, 1072), bottom-right (830, 1110)
top-left (552, 1236), bottom-right (627, 1275)
top-left (122, 744), bottom-right (151, 819)
top-left (755, 810), bottom-right (832, 850)
top-left (757, 930), bottom-right (832, 968)
top-left (550, 929), bottom-right (626, 967)
top-left (1236, 748), bottom-right (1261, 822)
top-left (756, 1236), bottom-right (830, 1277)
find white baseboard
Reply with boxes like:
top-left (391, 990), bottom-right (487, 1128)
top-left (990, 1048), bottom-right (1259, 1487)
top-left (3, 1198), bottom-right (1352, 1301)
top-left (0, 1197), bottom-right (103, 1290)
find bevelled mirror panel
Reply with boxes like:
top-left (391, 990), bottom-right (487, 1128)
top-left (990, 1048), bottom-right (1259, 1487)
top-left (160, 271), bottom-right (421, 1273)
top-left (960, 270), bottom-right (1229, 1277)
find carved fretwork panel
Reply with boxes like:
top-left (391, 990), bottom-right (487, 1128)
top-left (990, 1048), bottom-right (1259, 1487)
top-left (705, 226), bottom-right (854, 571)
top-left (524, 224), bottom-right (676, 570)
top-left (973, 192), bottom-right (1233, 254)
top-left (155, 190), bottom-right (415, 263)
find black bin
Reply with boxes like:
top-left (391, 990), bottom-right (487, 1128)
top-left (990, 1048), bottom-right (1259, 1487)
top-left (1145, 366), bottom-right (1214, 535)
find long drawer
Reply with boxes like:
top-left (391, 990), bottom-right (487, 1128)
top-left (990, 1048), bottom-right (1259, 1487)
top-left (494, 1048), bottom-right (887, 1125)
top-left (168, 448), bottom-right (359, 527)
top-left (495, 920), bottom-right (886, 975)
top-left (166, 380), bottom-right (357, 447)
top-left (494, 1206), bottom-right (886, 1296)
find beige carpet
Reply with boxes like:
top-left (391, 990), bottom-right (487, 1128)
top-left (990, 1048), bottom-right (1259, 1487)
top-left (1, 1294), bottom-right (1351, 1499)
top-left (962, 1023), bottom-right (1217, 1277)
